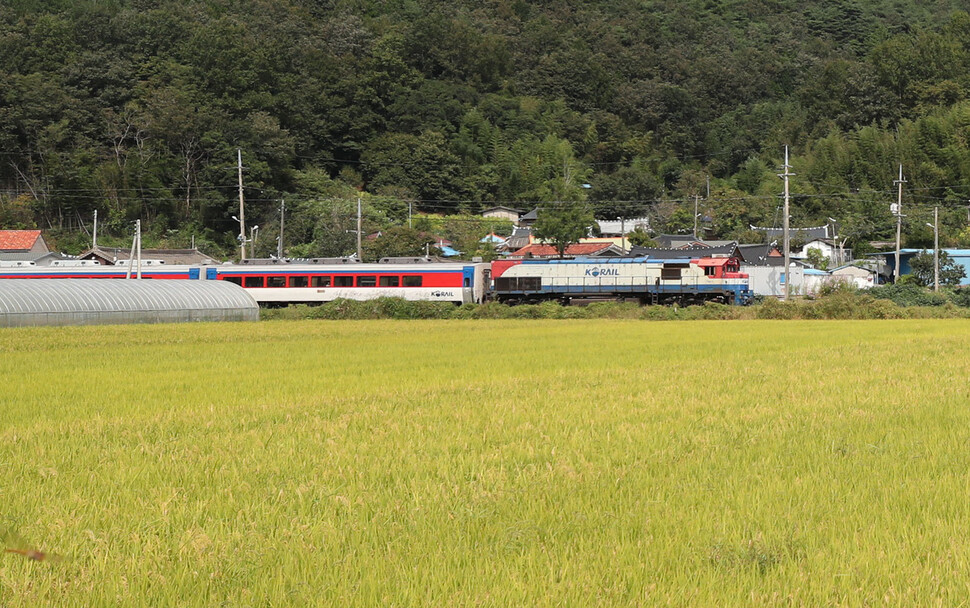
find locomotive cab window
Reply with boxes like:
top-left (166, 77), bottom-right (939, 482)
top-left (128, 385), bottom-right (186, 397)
top-left (244, 276), bottom-right (265, 288)
top-left (379, 276), bottom-right (400, 287)
top-left (289, 276), bottom-right (309, 288)
top-left (357, 275), bottom-right (377, 287)
top-left (333, 276), bottom-right (353, 287)
top-left (704, 266), bottom-right (717, 277)
top-left (403, 276), bottom-right (423, 287)
top-left (311, 276), bottom-right (331, 288)
top-left (267, 276), bottom-right (286, 288)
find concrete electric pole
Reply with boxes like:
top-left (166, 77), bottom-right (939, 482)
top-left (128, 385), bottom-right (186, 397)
top-left (237, 148), bottom-right (246, 260)
top-left (778, 146), bottom-right (794, 301)
top-left (893, 164), bottom-right (906, 283)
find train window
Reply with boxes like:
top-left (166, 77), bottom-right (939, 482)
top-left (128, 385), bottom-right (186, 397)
top-left (290, 276), bottom-right (309, 288)
top-left (267, 276), bottom-right (286, 288)
top-left (379, 276), bottom-right (400, 287)
top-left (311, 276), bottom-right (331, 288)
top-left (223, 276), bottom-right (242, 286)
top-left (704, 266), bottom-right (716, 277)
top-left (333, 276), bottom-right (353, 287)
top-left (244, 276), bottom-right (265, 288)
top-left (403, 275), bottom-right (423, 287)
top-left (357, 275), bottom-right (377, 287)
top-left (463, 278), bottom-right (470, 287)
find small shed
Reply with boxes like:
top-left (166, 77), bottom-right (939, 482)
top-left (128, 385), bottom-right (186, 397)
top-left (830, 264), bottom-right (877, 289)
top-left (0, 280), bottom-right (259, 327)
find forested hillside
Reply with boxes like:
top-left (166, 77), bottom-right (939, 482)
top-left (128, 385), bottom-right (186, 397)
top-left (4, 0), bottom-right (970, 257)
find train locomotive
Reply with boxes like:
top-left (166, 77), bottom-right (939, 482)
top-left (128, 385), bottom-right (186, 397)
top-left (0, 255), bottom-right (752, 306)
top-left (491, 256), bottom-right (753, 305)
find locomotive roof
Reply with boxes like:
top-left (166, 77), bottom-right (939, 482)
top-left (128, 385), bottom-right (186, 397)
top-left (515, 256), bottom-right (735, 265)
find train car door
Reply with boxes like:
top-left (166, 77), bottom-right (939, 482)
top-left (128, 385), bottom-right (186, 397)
top-left (462, 266), bottom-right (475, 303)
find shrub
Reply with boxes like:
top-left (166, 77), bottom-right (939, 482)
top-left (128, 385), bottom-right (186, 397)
top-left (756, 297), bottom-right (801, 320)
top-left (870, 284), bottom-right (948, 307)
top-left (946, 287), bottom-right (970, 308)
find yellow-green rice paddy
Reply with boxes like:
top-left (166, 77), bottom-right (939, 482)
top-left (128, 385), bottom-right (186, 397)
top-left (2, 319), bottom-right (970, 606)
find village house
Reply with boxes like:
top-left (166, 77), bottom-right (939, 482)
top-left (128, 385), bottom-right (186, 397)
top-left (0, 230), bottom-right (50, 262)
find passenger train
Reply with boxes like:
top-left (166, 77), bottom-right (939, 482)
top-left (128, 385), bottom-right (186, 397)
top-left (0, 255), bottom-right (752, 306)
top-left (0, 259), bottom-right (490, 305)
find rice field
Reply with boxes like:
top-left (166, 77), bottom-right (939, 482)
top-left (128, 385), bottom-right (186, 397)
top-left (2, 319), bottom-right (970, 606)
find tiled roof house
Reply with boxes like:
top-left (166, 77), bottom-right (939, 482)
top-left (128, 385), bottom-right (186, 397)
top-left (0, 230), bottom-right (50, 261)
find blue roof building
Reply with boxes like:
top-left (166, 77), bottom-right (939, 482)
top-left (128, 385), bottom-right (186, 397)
top-left (869, 249), bottom-right (970, 285)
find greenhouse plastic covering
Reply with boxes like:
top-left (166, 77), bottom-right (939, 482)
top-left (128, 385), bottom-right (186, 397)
top-left (0, 279), bottom-right (259, 327)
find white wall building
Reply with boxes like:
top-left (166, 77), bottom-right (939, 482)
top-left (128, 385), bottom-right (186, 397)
top-left (829, 264), bottom-right (877, 289)
top-left (798, 238), bottom-right (851, 268)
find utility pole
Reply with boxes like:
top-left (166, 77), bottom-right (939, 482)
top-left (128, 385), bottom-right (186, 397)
top-left (356, 197), bottom-right (363, 260)
top-left (408, 201), bottom-right (413, 229)
top-left (92, 209), bottom-right (98, 249)
top-left (136, 219), bottom-right (141, 279)
top-left (237, 148), bottom-right (246, 260)
top-left (277, 199), bottom-right (285, 259)
top-left (779, 145), bottom-right (794, 301)
top-left (125, 220), bottom-right (142, 279)
top-left (893, 164), bottom-right (906, 283)
top-left (693, 194), bottom-right (700, 239)
top-left (930, 206), bottom-right (939, 292)
top-left (620, 216), bottom-right (626, 251)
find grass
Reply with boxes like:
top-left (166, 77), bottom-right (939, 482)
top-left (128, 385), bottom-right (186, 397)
top-left (2, 319), bottom-right (970, 605)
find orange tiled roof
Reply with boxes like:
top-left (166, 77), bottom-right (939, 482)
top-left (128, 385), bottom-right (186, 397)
top-left (0, 230), bottom-right (41, 251)
top-left (511, 243), bottom-right (611, 257)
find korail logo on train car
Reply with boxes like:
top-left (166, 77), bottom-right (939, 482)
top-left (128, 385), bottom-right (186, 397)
top-left (585, 267), bottom-right (620, 277)
top-left (431, 291), bottom-right (455, 297)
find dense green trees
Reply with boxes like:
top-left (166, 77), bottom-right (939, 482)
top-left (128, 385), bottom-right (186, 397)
top-left (4, 1), bottom-right (970, 257)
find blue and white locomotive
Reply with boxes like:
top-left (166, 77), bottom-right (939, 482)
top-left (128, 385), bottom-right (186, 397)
top-left (490, 256), bottom-right (753, 305)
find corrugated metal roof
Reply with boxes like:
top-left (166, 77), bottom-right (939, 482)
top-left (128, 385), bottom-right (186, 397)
top-left (0, 280), bottom-right (258, 327)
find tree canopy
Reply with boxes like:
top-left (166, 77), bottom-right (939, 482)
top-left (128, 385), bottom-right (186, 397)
top-left (4, 1), bottom-right (970, 257)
